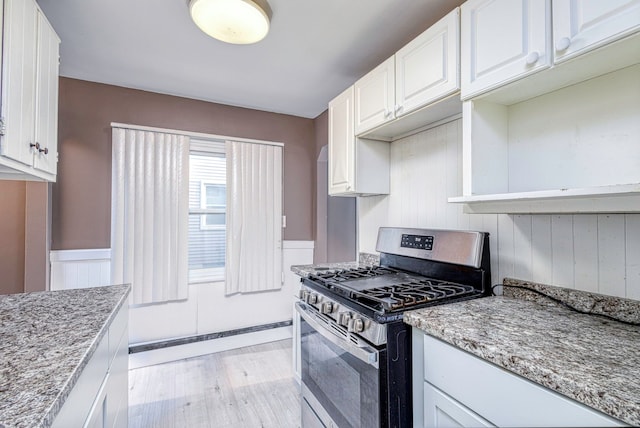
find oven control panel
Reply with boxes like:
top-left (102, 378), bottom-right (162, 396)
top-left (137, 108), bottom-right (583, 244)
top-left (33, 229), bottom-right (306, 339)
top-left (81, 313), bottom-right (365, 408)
top-left (401, 234), bottom-right (433, 250)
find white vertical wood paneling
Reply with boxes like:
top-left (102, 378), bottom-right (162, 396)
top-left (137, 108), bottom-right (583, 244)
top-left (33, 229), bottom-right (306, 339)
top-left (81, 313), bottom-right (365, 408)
top-left (573, 215), bottom-right (599, 293)
top-left (550, 215), bottom-right (574, 289)
top-left (50, 249), bottom-right (112, 291)
top-left (432, 125), bottom-right (447, 228)
top-left (513, 215), bottom-right (533, 280)
top-left (597, 214), bottom-right (626, 297)
top-left (626, 214), bottom-right (640, 300)
top-left (358, 119), bottom-right (640, 301)
top-left (497, 214), bottom-right (514, 286)
top-left (445, 121), bottom-right (461, 229)
top-left (482, 214), bottom-right (499, 287)
top-left (388, 136), bottom-right (402, 226)
top-left (531, 215), bottom-right (552, 285)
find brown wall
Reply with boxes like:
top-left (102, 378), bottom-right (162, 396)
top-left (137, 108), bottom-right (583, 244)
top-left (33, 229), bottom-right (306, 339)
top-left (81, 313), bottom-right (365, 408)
top-left (0, 181), bottom-right (26, 294)
top-left (53, 78), bottom-right (317, 250)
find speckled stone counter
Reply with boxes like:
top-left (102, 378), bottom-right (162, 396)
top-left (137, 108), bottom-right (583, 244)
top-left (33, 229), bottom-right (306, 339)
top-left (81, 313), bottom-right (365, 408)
top-left (290, 252), bottom-right (380, 277)
top-left (0, 285), bottom-right (131, 428)
top-left (404, 279), bottom-right (640, 426)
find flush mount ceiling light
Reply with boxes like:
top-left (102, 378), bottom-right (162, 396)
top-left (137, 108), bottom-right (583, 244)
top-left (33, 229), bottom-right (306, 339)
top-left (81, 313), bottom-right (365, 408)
top-left (189, 0), bottom-right (272, 44)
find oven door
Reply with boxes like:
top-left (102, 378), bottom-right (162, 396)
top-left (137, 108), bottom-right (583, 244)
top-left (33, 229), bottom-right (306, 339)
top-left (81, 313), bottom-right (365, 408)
top-left (296, 302), bottom-right (386, 428)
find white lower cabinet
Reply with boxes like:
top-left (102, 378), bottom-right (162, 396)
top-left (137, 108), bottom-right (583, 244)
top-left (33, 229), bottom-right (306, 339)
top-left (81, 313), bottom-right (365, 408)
top-left (53, 304), bottom-right (129, 428)
top-left (412, 329), bottom-right (625, 428)
top-left (423, 382), bottom-right (493, 428)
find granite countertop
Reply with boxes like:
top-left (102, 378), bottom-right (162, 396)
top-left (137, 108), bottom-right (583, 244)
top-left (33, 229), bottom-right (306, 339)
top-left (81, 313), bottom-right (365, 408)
top-left (290, 252), bottom-right (380, 277)
top-left (404, 279), bottom-right (640, 426)
top-left (0, 284), bottom-right (131, 428)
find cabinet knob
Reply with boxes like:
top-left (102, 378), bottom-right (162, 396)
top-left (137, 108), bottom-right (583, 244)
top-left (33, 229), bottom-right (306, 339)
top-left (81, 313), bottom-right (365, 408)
top-left (30, 142), bottom-right (41, 151)
top-left (555, 37), bottom-right (571, 52)
top-left (39, 146), bottom-right (49, 155)
top-left (384, 109), bottom-right (392, 118)
top-left (394, 104), bottom-right (403, 114)
top-left (525, 51), bottom-right (539, 66)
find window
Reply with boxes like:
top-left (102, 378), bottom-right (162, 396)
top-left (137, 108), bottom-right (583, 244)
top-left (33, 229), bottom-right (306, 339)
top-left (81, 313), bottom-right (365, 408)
top-left (188, 141), bottom-right (226, 283)
top-left (200, 183), bottom-right (226, 230)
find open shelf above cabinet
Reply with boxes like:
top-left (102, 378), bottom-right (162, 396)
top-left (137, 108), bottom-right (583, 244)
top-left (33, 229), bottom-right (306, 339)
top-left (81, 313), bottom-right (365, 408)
top-left (449, 184), bottom-right (640, 214)
top-left (450, 63), bottom-right (640, 214)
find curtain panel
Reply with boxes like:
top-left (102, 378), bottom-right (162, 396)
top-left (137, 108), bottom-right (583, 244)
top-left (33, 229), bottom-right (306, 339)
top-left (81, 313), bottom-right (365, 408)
top-left (111, 127), bottom-right (190, 305)
top-left (225, 141), bottom-right (283, 295)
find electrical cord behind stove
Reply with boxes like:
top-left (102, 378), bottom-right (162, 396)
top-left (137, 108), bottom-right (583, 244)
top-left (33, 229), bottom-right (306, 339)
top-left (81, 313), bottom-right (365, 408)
top-left (491, 284), bottom-right (640, 327)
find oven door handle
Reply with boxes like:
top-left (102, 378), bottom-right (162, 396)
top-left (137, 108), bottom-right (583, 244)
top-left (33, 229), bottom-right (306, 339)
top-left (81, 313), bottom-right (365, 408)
top-left (295, 303), bottom-right (379, 369)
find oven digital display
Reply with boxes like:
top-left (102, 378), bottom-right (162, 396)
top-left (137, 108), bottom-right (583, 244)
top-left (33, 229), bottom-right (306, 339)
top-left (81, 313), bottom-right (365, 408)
top-left (401, 234), bottom-right (434, 250)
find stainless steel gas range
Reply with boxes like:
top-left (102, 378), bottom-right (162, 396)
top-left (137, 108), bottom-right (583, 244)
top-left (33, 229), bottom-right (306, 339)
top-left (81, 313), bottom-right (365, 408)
top-left (296, 227), bottom-right (491, 428)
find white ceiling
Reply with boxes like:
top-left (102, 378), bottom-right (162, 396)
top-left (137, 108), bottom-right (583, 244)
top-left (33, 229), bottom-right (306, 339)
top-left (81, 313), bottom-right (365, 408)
top-left (37, 0), bottom-right (463, 119)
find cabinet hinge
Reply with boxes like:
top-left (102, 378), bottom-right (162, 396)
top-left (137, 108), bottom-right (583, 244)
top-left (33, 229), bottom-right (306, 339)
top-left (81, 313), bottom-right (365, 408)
top-left (0, 118), bottom-right (5, 136)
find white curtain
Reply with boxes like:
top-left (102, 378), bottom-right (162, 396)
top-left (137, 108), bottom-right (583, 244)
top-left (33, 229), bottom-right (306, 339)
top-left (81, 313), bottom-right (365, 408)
top-left (111, 127), bottom-right (190, 305)
top-left (225, 141), bottom-right (283, 295)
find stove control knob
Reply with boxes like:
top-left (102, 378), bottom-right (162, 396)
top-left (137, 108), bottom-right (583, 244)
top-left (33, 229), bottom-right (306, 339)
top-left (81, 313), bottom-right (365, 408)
top-left (338, 312), bottom-right (351, 326)
top-left (320, 302), bottom-right (334, 314)
top-left (348, 318), bottom-right (365, 333)
top-left (306, 293), bottom-right (318, 305)
top-left (298, 290), bottom-right (307, 300)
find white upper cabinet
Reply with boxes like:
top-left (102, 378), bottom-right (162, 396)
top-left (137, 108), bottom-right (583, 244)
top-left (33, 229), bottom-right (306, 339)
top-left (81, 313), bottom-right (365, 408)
top-left (328, 86), bottom-right (390, 197)
top-left (396, 8), bottom-right (460, 116)
top-left (354, 56), bottom-right (395, 135)
top-left (328, 87), bottom-right (355, 195)
top-left (1, 0), bottom-right (38, 167)
top-left (461, 0), bottom-right (551, 100)
top-left (0, 0), bottom-right (60, 181)
top-left (33, 12), bottom-right (60, 176)
top-left (355, 8), bottom-right (462, 141)
top-left (553, 0), bottom-right (640, 63)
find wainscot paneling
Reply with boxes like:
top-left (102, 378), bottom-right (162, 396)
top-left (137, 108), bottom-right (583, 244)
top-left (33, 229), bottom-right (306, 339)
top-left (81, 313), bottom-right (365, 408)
top-left (358, 119), bottom-right (640, 300)
top-left (50, 249), bottom-right (112, 291)
top-left (49, 242), bottom-right (314, 358)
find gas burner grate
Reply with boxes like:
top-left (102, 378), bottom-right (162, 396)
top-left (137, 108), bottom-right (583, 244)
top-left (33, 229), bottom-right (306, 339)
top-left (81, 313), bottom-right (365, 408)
top-left (352, 280), bottom-right (477, 312)
top-left (310, 266), bottom-right (398, 284)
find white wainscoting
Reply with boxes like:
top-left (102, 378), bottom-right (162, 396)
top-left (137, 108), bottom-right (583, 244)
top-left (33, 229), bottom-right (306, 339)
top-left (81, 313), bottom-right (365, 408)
top-left (50, 242), bottom-right (315, 366)
top-left (50, 249), bottom-right (112, 291)
top-left (358, 119), bottom-right (640, 300)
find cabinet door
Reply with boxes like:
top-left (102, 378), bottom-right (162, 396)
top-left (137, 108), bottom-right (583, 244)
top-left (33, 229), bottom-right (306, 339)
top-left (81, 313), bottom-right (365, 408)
top-left (423, 382), bottom-right (495, 428)
top-left (553, 0), bottom-right (640, 63)
top-left (33, 11), bottom-right (60, 175)
top-left (461, 0), bottom-right (551, 99)
top-left (1, 0), bottom-right (38, 166)
top-left (354, 56), bottom-right (395, 135)
top-left (328, 86), bottom-right (355, 195)
top-left (396, 8), bottom-right (460, 116)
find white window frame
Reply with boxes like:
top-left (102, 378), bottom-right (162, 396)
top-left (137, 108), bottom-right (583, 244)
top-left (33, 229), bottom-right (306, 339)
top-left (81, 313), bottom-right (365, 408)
top-left (199, 182), bottom-right (226, 231)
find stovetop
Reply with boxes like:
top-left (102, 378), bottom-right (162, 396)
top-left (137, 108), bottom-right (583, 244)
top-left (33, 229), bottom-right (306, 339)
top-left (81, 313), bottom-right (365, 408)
top-left (305, 265), bottom-right (482, 316)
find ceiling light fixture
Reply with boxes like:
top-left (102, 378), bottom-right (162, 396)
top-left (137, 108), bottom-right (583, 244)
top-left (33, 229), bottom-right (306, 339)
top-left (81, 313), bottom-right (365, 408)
top-left (189, 0), bottom-right (272, 45)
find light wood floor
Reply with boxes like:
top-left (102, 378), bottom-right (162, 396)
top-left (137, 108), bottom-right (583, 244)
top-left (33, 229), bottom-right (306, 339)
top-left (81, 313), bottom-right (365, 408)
top-left (128, 339), bottom-right (301, 428)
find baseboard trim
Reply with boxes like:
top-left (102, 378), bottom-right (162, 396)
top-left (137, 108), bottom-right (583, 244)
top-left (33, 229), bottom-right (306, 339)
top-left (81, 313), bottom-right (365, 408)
top-left (128, 322), bottom-right (293, 369)
top-left (129, 320), bottom-right (292, 354)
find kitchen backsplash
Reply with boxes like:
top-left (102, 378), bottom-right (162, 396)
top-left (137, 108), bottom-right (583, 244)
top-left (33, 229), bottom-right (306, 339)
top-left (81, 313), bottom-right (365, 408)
top-left (358, 119), bottom-right (640, 301)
